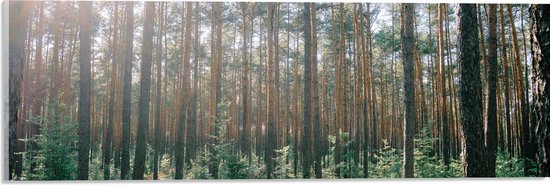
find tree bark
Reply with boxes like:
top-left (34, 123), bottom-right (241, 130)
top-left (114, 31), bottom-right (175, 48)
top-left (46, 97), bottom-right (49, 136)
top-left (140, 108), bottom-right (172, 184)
top-left (485, 4), bottom-right (498, 177)
top-left (360, 3), bottom-right (370, 178)
top-left (120, 1), bottom-right (134, 180)
top-left (310, 3), bottom-right (322, 179)
top-left (458, 4), bottom-right (487, 177)
top-left (78, 1), bottom-right (92, 180)
top-left (401, 3), bottom-right (416, 178)
top-left (529, 4), bottom-right (550, 177)
top-left (8, 0), bottom-right (32, 180)
top-left (240, 2), bottom-right (251, 158)
top-left (438, 3), bottom-right (450, 167)
top-left (507, 5), bottom-right (535, 175)
top-left (132, 2), bottom-right (154, 180)
top-left (175, 2), bottom-right (193, 179)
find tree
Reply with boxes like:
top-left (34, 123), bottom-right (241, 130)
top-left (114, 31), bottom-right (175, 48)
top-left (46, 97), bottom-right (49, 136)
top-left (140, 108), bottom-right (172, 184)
top-left (132, 2), bottom-right (154, 180)
top-left (240, 2), bottom-right (251, 158)
top-left (175, 2), bottom-right (193, 179)
top-left (507, 5), bottom-right (535, 175)
top-left (186, 2), bottom-right (200, 168)
top-left (104, 2), bottom-right (119, 180)
top-left (29, 1), bottom-right (45, 175)
top-left (458, 4), bottom-right (486, 177)
top-left (361, 3), bottom-right (371, 178)
top-left (530, 4), bottom-right (550, 177)
top-left (8, 0), bottom-right (32, 180)
top-left (266, 2), bottom-right (278, 179)
top-left (437, 3), bottom-right (450, 168)
top-left (153, 2), bottom-right (164, 180)
top-left (120, 1), bottom-right (134, 180)
top-left (499, 5), bottom-right (513, 157)
top-left (209, 2), bottom-right (223, 179)
top-left (401, 3), bottom-right (416, 178)
top-left (302, 2), bottom-right (312, 179)
top-left (485, 4), bottom-right (498, 177)
top-left (77, 1), bottom-right (92, 180)
top-left (311, 3), bottom-right (322, 179)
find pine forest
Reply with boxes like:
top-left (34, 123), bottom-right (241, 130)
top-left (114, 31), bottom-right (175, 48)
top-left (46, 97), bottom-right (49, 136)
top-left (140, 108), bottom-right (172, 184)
top-left (7, 1), bottom-right (550, 180)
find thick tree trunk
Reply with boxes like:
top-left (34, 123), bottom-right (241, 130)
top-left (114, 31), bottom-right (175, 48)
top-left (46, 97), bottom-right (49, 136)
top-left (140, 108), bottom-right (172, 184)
top-left (8, 0), bottom-right (32, 180)
top-left (485, 4), bottom-right (498, 177)
top-left (311, 3), bottom-right (322, 179)
top-left (132, 2), bottom-right (154, 180)
top-left (458, 4), bottom-right (487, 177)
top-left (266, 2), bottom-right (276, 179)
top-left (401, 3), bottom-right (416, 178)
top-left (152, 2), bottom-right (163, 180)
top-left (240, 2), bottom-right (250, 158)
top-left (120, 2), bottom-right (134, 180)
top-left (530, 4), bottom-right (550, 177)
top-left (78, 1), bottom-right (92, 180)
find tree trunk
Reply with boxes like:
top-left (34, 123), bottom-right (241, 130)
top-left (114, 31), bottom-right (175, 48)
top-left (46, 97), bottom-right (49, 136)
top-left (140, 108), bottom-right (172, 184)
top-left (8, 0), bottom-right (32, 180)
top-left (187, 2), bottom-right (201, 169)
top-left (293, 10), bottom-right (300, 176)
top-left (438, 3), bottom-right (450, 167)
top-left (361, 3), bottom-right (370, 178)
top-left (458, 4), bottom-right (487, 177)
top-left (310, 3), bottom-right (322, 179)
top-left (77, 1), bottom-right (92, 180)
top-left (132, 2), bottom-right (154, 180)
top-left (266, 2), bottom-right (274, 179)
top-left (104, 2), bottom-right (119, 180)
top-left (240, 2), bottom-right (251, 158)
top-left (499, 5), bottom-right (513, 158)
top-left (175, 2), bottom-right (193, 179)
top-left (529, 4), bottom-right (550, 177)
top-left (153, 2), bottom-right (165, 180)
top-left (120, 1), bottom-right (134, 180)
top-left (485, 4), bottom-right (498, 177)
top-left (29, 1), bottom-right (45, 174)
top-left (507, 5), bottom-right (535, 175)
top-left (401, 3), bottom-right (416, 178)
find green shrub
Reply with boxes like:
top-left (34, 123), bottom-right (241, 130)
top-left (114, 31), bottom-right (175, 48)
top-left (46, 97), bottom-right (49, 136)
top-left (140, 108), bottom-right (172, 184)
top-left (413, 133), bottom-right (462, 178)
top-left (496, 152), bottom-right (525, 177)
top-left (274, 145), bottom-right (294, 178)
top-left (186, 150), bottom-right (211, 179)
top-left (369, 140), bottom-right (402, 178)
top-left (26, 112), bottom-right (78, 180)
top-left (249, 152), bottom-right (267, 179)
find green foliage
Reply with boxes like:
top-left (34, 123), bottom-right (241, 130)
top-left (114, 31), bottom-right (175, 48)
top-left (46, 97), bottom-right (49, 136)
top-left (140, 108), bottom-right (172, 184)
top-left (220, 155), bottom-right (250, 179)
top-left (413, 132), bottom-right (462, 178)
top-left (496, 152), bottom-right (528, 177)
top-left (26, 112), bottom-right (78, 180)
top-left (186, 150), bottom-right (211, 180)
top-left (187, 101), bottom-right (251, 179)
top-left (89, 144), bottom-right (104, 180)
top-left (322, 135), bottom-right (337, 179)
top-left (158, 154), bottom-right (174, 180)
top-left (249, 152), bottom-right (267, 179)
top-left (274, 145), bottom-right (294, 179)
top-left (215, 104), bottom-right (251, 179)
top-left (369, 140), bottom-right (402, 178)
top-left (336, 132), bottom-right (362, 178)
